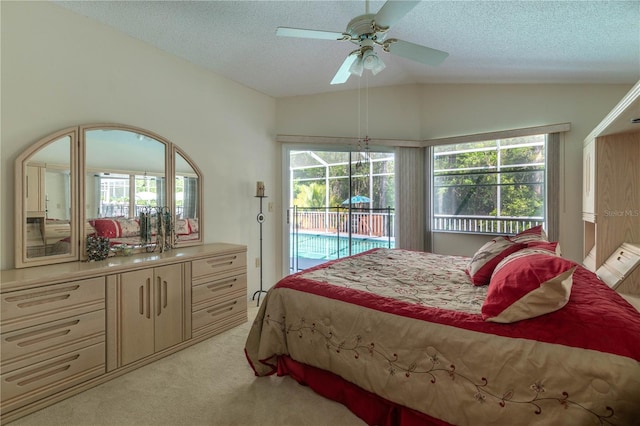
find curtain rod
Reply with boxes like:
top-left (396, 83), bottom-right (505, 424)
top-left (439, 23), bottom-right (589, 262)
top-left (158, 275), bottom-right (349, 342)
top-left (277, 123), bottom-right (571, 148)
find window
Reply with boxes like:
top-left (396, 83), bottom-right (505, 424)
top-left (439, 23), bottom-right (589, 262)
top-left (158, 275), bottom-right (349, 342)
top-left (432, 134), bottom-right (546, 234)
top-left (288, 149), bottom-right (396, 271)
top-left (94, 173), bottom-right (164, 218)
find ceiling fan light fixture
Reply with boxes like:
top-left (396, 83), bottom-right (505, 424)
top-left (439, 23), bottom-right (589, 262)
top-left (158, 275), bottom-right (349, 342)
top-left (351, 46), bottom-right (385, 76)
top-left (361, 48), bottom-right (377, 69)
top-left (370, 55), bottom-right (386, 75)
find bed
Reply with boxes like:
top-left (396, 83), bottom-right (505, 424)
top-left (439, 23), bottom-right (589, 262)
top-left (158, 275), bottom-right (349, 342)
top-left (245, 229), bottom-right (640, 425)
top-left (50, 217), bottom-right (200, 249)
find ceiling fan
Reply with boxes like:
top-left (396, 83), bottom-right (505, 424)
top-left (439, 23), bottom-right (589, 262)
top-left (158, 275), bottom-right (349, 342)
top-left (276, 0), bottom-right (449, 85)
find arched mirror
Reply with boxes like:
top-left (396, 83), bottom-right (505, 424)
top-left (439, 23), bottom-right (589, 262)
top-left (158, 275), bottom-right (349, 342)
top-left (174, 148), bottom-right (202, 244)
top-left (82, 125), bottom-right (169, 256)
top-left (15, 128), bottom-right (78, 268)
top-left (15, 124), bottom-right (203, 268)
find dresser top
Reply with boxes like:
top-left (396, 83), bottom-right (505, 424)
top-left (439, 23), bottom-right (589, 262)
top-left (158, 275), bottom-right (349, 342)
top-left (1, 243), bottom-right (246, 293)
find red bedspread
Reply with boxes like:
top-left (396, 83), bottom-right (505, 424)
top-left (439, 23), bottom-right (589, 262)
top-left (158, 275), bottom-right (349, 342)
top-left (276, 255), bottom-right (640, 361)
top-left (245, 249), bottom-right (640, 425)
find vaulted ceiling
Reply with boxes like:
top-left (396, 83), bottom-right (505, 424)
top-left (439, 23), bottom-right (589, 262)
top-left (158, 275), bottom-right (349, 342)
top-left (54, 1), bottom-right (640, 98)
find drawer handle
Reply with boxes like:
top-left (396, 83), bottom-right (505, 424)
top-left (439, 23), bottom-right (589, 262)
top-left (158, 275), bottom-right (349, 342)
top-left (5, 354), bottom-right (79, 386)
top-left (206, 300), bottom-right (238, 316)
top-left (15, 294), bottom-right (71, 309)
top-left (204, 256), bottom-right (238, 267)
top-left (5, 285), bottom-right (80, 309)
top-left (206, 278), bottom-right (237, 291)
top-left (6, 319), bottom-right (79, 347)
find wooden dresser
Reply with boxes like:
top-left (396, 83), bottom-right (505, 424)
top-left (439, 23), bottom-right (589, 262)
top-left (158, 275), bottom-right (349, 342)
top-left (0, 243), bottom-right (247, 424)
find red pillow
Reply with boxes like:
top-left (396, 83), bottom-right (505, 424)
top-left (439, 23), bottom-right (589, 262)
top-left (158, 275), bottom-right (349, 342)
top-left (466, 236), bottom-right (525, 286)
top-left (481, 252), bottom-right (577, 323)
top-left (91, 218), bottom-right (121, 238)
top-left (526, 240), bottom-right (561, 256)
top-left (510, 225), bottom-right (548, 243)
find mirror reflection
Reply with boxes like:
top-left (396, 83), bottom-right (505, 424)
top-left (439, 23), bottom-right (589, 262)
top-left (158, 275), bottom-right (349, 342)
top-left (85, 129), bottom-right (167, 250)
top-left (16, 124), bottom-right (203, 268)
top-left (175, 150), bottom-right (200, 243)
top-left (25, 136), bottom-right (73, 258)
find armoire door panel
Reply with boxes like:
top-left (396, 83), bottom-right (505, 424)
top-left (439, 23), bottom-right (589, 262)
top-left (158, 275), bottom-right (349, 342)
top-left (119, 269), bottom-right (154, 366)
top-left (154, 264), bottom-right (184, 353)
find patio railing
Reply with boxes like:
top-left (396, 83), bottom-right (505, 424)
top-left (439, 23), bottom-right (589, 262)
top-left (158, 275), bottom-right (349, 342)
top-left (290, 206), bottom-right (396, 238)
top-left (433, 214), bottom-right (545, 234)
top-left (289, 206), bottom-right (396, 272)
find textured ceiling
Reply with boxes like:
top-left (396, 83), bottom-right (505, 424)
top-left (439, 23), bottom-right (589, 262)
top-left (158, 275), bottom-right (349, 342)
top-left (53, 0), bottom-right (640, 98)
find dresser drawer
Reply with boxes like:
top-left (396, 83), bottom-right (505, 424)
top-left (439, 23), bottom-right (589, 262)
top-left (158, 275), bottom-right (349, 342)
top-left (192, 294), bottom-right (247, 336)
top-left (1, 277), bottom-right (105, 334)
top-left (1, 342), bottom-right (105, 414)
top-left (1, 310), bottom-right (105, 373)
top-left (192, 252), bottom-right (246, 279)
top-left (192, 272), bottom-right (247, 308)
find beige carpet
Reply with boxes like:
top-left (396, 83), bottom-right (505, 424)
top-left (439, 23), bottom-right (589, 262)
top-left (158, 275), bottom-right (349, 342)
top-left (9, 305), bottom-right (365, 426)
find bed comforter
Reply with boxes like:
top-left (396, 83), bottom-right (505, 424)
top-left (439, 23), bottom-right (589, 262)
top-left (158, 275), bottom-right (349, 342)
top-left (245, 249), bottom-right (640, 426)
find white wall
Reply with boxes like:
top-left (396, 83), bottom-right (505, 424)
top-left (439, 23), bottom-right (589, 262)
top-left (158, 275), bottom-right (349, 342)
top-left (276, 83), bottom-right (632, 263)
top-left (1, 2), bottom-right (279, 297)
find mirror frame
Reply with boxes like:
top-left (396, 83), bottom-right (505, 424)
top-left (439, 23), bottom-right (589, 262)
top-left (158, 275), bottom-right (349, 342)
top-left (15, 123), bottom-right (203, 268)
top-left (173, 145), bottom-right (204, 246)
top-left (15, 127), bottom-right (79, 268)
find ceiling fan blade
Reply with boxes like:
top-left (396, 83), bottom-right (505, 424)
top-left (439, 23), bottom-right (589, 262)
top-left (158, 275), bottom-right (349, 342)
top-left (330, 54), bottom-right (359, 85)
top-left (276, 27), bottom-right (347, 41)
top-left (385, 39), bottom-right (449, 66)
top-left (374, 0), bottom-right (421, 29)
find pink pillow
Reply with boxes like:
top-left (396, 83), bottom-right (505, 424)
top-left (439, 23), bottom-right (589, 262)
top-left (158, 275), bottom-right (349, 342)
top-left (175, 218), bottom-right (191, 235)
top-left (481, 252), bottom-right (577, 323)
top-left (115, 218), bottom-right (140, 237)
top-left (466, 236), bottom-right (525, 286)
top-left (510, 225), bottom-right (548, 243)
top-left (187, 218), bottom-right (199, 233)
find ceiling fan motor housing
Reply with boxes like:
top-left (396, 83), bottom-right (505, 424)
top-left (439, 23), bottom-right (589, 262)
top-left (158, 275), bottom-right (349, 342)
top-left (346, 14), bottom-right (386, 43)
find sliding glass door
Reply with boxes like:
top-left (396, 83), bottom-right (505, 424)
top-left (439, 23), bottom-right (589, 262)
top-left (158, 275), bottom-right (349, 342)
top-left (286, 148), bottom-right (395, 272)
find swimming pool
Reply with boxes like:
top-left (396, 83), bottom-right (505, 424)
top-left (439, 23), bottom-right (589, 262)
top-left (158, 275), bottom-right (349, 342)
top-left (290, 233), bottom-right (394, 261)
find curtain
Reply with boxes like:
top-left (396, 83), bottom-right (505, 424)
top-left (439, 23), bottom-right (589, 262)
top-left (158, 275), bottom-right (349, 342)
top-left (63, 172), bottom-right (71, 220)
top-left (394, 147), bottom-right (425, 251)
top-left (94, 175), bottom-right (102, 217)
top-left (423, 147), bottom-right (433, 252)
top-left (546, 132), bottom-right (561, 242)
top-left (183, 177), bottom-right (198, 218)
top-left (156, 177), bottom-right (166, 208)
